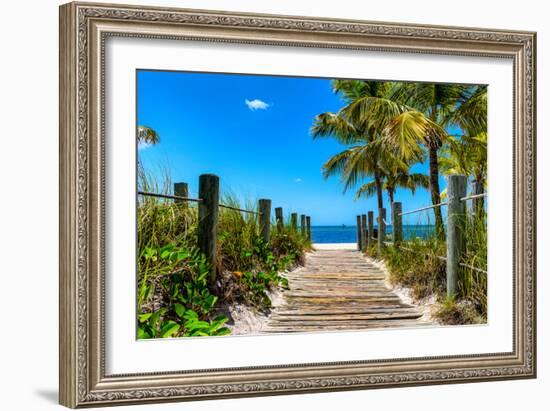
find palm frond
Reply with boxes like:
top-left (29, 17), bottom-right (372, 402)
top-left (137, 125), bottom-right (160, 145)
top-left (448, 85), bottom-right (487, 135)
top-left (354, 181), bottom-right (378, 201)
top-left (342, 95), bottom-right (411, 133)
top-left (383, 111), bottom-right (446, 160)
top-left (310, 112), bottom-right (365, 144)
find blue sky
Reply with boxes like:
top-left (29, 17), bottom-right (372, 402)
top-left (137, 70), bottom-right (449, 226)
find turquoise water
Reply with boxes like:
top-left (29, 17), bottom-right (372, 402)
top-left (310, 225), bottom-right (435, 244)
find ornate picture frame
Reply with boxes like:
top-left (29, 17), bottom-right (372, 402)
top-left (59, 2), bottom-right (536, 408)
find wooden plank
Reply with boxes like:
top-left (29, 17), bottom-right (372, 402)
top-left (270, 312), bottom-right (423, 321)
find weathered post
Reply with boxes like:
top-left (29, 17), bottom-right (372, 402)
top-left (291, 212), bottom-right (298, 233)
top-left (356, 215), bottom-right (362, 251)
top-left (367, 211), bottom-right (374, 246)
top-left (472, 181), bottom-right (484, 218)
top-left (258, 199), bottom-right (271, 243)
top-left (378, 208), bottom-right (386, 254)
top-left (306, 216), bottom-right (311, 242)
top-left (392, 202), bottom-right (403, 244)
top-left (300, 214), bottom-right (306, 238)
top-left (198, 174), bottom-right (219, 284)
top-left (361, 214), bottom-right (367, 251)
top-left (275, 207), bottom-right (284, 230)
top-left (174, 182), bottom-right (188, 208)
top-left (447, 175), bottom-right (467, 298)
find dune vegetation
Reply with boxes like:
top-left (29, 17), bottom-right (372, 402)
top-left (136, 164), bottom-right (310, 339)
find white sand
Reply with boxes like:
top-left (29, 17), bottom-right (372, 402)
top-left (365, 256), bottom-right (439, 325)
top-left (226, 287), bottom-right (286, 336)
top-left (313, 243), bottom-right (358, 250)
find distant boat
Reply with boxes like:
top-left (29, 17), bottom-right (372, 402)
top-left (342, 224), bottom-right (346, 228)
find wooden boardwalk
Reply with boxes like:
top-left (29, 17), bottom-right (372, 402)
top-left (263, 247), bottom-right (426, 333)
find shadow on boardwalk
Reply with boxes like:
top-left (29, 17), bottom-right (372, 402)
top-left (263, 245), bottom-right (431, 333)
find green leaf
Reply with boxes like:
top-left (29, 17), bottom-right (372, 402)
top-left (212, 315), bottom-right (229, 324)
top-left (138, 313), bottom-right (152, 323)
top-left (137, 327), bottom-right (151, 339)
top-left (185, 320), bottom-right (210, 331)
top-left (214, 327), bottom-right (231, 336)
top-left (148, 308), bottom-right (167, 328)
top-left (183, 310), bottom-right (199, 321)
top-left (174, 303), bottom-right (186, 319)
top-left (160, 321), bottom-right (180, 338)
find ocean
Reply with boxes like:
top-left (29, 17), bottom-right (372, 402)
top-left (310, 225), bottom-right (435, 244)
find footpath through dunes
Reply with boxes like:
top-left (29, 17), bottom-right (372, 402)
top-left (263, 245), bottom-right (428, 333)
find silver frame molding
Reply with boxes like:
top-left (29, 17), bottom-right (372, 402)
top-left (59, 2), bottom-right (536, 408)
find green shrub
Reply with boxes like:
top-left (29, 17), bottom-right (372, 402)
top-left (137, 244), bottom-right (230, 339)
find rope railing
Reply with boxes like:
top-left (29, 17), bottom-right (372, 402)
top-left (398, 201), bottom-right (448, 217)
top-left (138, 191), bottom-right (203, 203)
top-left (397, 193), bottom-right (486, 217)
top-left (218, 203), bottom-right (262, 216)
top-left (460, 192), bottom-right (487, 202)
top-left (383, 241), bottom-right (486, 273)
top-left (138, 190), bottom-right (261, 215)
top-left (459, 262), bottom-right (488, 274)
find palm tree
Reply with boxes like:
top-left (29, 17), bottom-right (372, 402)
top-left (342, 83), bottom-right (479, 239)
top-left (137, 125), bottom-right (160, 146)
top-left (311, 80), bottom-right (398, 209)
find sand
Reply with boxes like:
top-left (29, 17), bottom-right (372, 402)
top-left (312, 242), bottom-right (358, 250)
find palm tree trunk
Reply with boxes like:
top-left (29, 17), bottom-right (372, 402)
top-left (374, 172), bottom-right (384, 209)
top-left (388, 188), bottom-right (395, 229)
top-left (387, 189), bottom-right (394, 210)
top-left (473, 178), bottom-right (484, 217)
top-left (428, 146), bottom-right (445, 240)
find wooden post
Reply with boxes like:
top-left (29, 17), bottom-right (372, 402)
top-left (378, 208), bottom-right (386, 254)
top-left (367, 211), bottom-right (374, 246)
top-left (258, 199), bottom-right (271, 243)
top-left (275, 207), bottom-right (284, 230)
top-left (306, 216), bottom-right (311, 242)
top-left (198, 174), bottom-right (219, 284)
top-left (174, 182), bottom-right (188, 208)
top-left (392, 202), bottom-right (403, 244)
top-left (446, 175), bottom-right (467, 298)
top-left (472, 180), bottom-right (484, 218)
top-left (356, 215), bottom-right (362, 251)
top-left (300, 214), bottom-right (306, 238)
top-left (361, 214), bottom-right (367, 251)
top-left (291, 213), bottom-right (298, 232)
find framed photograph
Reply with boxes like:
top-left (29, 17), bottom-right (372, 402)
top-left (59, 2), bottom-right (536, 408)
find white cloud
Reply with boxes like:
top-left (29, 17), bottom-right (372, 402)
top-left (245, 98), bottom-right (270, 111)
top-left (294, 178), bottom-right (303, 183)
